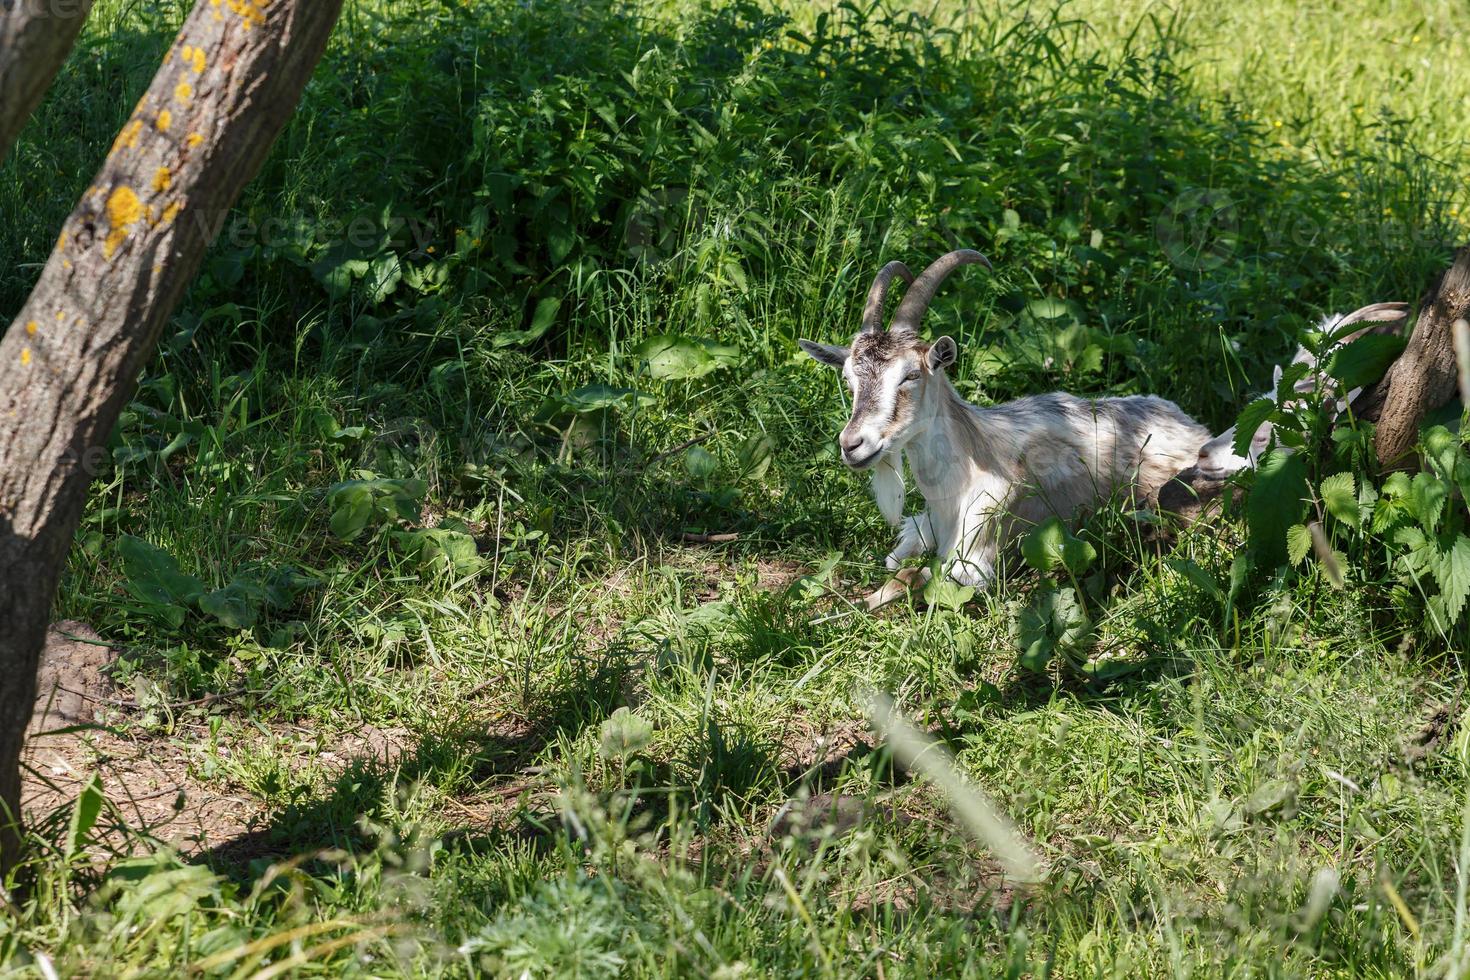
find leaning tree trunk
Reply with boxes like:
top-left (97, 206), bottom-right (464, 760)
top-left (1159, 245), bottom-right (1470, 523)
top-left (1354, 245), bottom-right (1470, 468)
top-left (0, 1), bottom-right (97, 167)
top-left (0, 0), bottom-right (343, 875)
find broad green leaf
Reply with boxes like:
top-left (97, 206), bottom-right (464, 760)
top-left (198, 579), bottom-right (271, 629)
top-left (197, 564), bottom-right (313, 630)
top-left (311, 251), bottom-right (370, 298)
top-left (599, 707), bottom-right (654, 758)
top-left (494, 295), bottom-right (562, 348)
top-left (1319, 472), bottom-right (1359, 528)
top-left (1410, 471), bottom-right (1449, 533)
top-left (395, 528), bottom-right (482, 575)
top-left (1061, 537), bottom-right (1098, 577)
top-left (1324, 334), bottom-right (1408, 390)
top-left (684, 445), bottom-right (717, 480)
top-left (736, 433), bottom-right (775, 482)
top-left (1437, 535), bottom-right (1470, 626)
top-left (1285, 524), bottom-right (1312, 565)
top-left (1021, 518), bottom-right (1065, 573)
top-left (66, 774), bottom-right (106, 859)
top-left (1027, 297), bottom-right (1070, 320)
top-left (556, 384), bottom-right (655, 413)
top-left (1274, 361), bottom-right (1312, 401)
top-left (1020, 517), bottom-right (1095, 576)
top-left (1244, 778), bottom-right (1296, 817)
top-left (923, 573), bottom-right (975, 611)
top-left (1357, 481), bottom-right (1379, 527)
top-left (1014, 587), bottom-right (1090, 671)
top-left (1423, 425), bottom-right (1460, 480)
top-left (260, 566), bottom-right (320, 608)
top-left (634, 335), bottom-right (712, 379)
top-left (1164, 557), bottom-right (1223, 601)
top-left (1232, 398), bottom-right (1277, 460)
top-left (547, 220), bottom-right (577, 266)
top-left (1381, 470), bottom-right (1414, 499)
top-left (328, 485), bottom-right (375, 541)
top-left (119, 536), bottom-right (205, 609)
top-left (365, 253), bottom-right (402, 304)
top-left (1245, 450), bottom-right (1308, 566)
top-left (631, 335), bottom-right (739, 380)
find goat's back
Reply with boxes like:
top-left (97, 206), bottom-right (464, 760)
top-left (975, 392), bottom-right (1208, 508)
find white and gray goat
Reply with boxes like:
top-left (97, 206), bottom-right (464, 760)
top-left (1194, 302), bottom-right (1408, 479)
top-left (801, 249), bottom-right (1209, 588)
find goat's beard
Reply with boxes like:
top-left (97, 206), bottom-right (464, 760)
top-left (870, 453), bottom-right (906, 527)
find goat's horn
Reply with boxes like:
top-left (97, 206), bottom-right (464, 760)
top-left (1337, 301), bottom-right (1410, 330)
top-left (862, 261), bottom-right (915, 333)
top-left (889, 249), bottom-right (993, 332)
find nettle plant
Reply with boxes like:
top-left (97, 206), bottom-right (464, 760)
top-left (1231, 323), bottom-right (1470, 638)
top-left (1350, 426), bottom-right (1469, 635)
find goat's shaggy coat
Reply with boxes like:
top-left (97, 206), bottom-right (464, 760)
top-left (802, 250), bottom-right (1209, 587)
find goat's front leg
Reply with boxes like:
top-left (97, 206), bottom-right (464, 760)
top-left (942, 504), bottom-right (1001, 589)
top-left (886, 512), bottom-right (935, 570)
top-left (944, 543), bottom-right (996, 589)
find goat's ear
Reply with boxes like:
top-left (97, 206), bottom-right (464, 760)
top-left (799, 339), bottom-right (849, 368)
top-left (926, 335), bottom-right (958, 372)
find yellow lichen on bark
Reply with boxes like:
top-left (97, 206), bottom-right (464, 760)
top-left (152, 168), bottom-right (173, 193)
top-left (175, 80), bottom-right (194, 103)
top-left (103, 187), bottom-right (145, 260)
top-left (157, 110), bottom-right (173, 131)
top-left (180, 45), bottom-right (208, 74)
top-left (111, 120), bottom-right (144, 155)
top-left (24, 322), bottom-right (37, 336)
top-left (224, 0), bottom-right (269, 29)
top-left (187, 132), bottom-right (205, 148)
top-left (20, 349), bottom-right (32, 366)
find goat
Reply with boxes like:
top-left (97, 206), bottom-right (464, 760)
top-left (801, 249), bottom-right (1210, 588)
top-left (1194, 302), bottom-right (1409, 479)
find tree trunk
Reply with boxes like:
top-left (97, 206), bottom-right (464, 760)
top-left (1158, 247), bottom-right (1470, 528)
top-left (0, 0), bottom-right (343, 875)
top-left (1354, 245), bottom-right (1470, 468)
top-left (0, 1), bottom-right (96, 165)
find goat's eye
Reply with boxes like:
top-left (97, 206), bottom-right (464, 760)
top-left (902, 370), bottom-right (921, 384)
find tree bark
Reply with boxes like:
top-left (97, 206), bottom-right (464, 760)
top-left (1157, 248), bottom-right (1470, 528)
top-left (0, 0), bottom-right (96, 165)
top-left (1355, 245), bottom-right (1470, 469)
top-left (0, 0), bottom-right (343, 874)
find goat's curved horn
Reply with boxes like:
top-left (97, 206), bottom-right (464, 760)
top-left (862, 261), bottom-right (915, 333)
top-left (1337, 301), bottom-right (1410, 330)
top-left (889, 249), bottom-right (993, 332)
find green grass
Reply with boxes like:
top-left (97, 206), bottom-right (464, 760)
top-left (2, 0), bottom-right (1469, 975)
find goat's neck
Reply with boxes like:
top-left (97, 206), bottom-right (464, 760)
top-left (901, 377), bottom-right (996, 505)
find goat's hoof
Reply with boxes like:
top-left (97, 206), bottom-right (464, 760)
top-left (863, 567), bottom-right (929, 611)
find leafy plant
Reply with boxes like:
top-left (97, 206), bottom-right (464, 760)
top-left (325, 475), bottom-right (427, 542)
top-left (118, 536), bottom-right (317, 630)
top-left (1011, 517), bottom-right (1097, 672)
top-left (392, 523), bottom-right (483, 577)
top-left (1370, 426), bottom-right (1470, 633)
